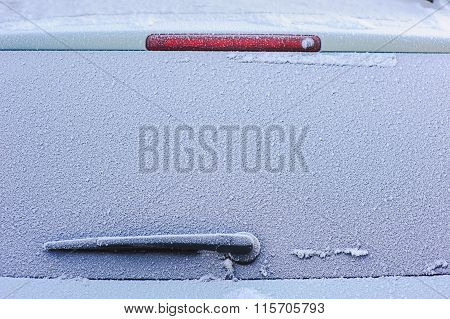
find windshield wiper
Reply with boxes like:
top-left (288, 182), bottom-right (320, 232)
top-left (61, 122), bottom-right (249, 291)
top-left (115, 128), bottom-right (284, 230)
top-left (44, 232), bottom-right (260, 264)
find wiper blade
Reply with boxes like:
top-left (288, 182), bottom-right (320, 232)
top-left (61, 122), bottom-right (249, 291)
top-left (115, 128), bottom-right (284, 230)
top-left (44, 232), bottom-right (260, 264)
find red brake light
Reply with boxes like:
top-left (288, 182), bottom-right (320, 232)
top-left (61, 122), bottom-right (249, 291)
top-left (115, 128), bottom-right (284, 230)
top-left (146, 34), bottom-right (321, 52)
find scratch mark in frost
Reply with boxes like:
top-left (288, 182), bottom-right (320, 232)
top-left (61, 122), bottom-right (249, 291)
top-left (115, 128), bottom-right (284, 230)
top-left (292, 248), bottom-right (369, 260)
top-left (228, 53), bottom-right (397, 67)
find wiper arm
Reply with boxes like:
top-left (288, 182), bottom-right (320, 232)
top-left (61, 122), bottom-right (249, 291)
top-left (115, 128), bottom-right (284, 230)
top-left (44, 232), bottom-right (260, 264)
